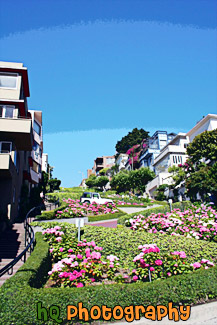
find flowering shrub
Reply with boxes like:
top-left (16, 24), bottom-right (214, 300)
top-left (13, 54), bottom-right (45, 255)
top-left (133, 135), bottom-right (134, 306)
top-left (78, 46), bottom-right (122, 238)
top-left (131, 245), bottom-right (215, 282)
top-left (42, 224), bottom-right (216, 288)
top-left (48, 239), bottom-right (120, 287)
top-left (55, 199), bottom-right (119, 218)
top-left (126, 204), bottom-right (217, 242)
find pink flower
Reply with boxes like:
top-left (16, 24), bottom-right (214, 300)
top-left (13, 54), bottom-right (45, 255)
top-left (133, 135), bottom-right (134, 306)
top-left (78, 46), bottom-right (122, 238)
top-left (133, 275), bottom-right (138, 281)
top-left (68, 249), bottom-right (73, 253)
top-left (150, 267), bottom-right (155, 272)
top-left (193, 262), bottom-right (201, 269)
top-left (167, 272), bottom-right (171, 276)
top-left (155, 259), bottom-right (163, 266)
top-left (76, 283), bottom-right (84, 287)
top-left (56, 237), bottom-right (62, 242)
top-left (49, 248), bottom-right (54, 253)
top-left (77, 254), bottom-right (83, 259)
top-left (59, 247), bottom-right (64, 252)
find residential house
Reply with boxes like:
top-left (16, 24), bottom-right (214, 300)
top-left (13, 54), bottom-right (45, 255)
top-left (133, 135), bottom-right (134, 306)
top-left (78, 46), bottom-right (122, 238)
top-left (0, 61), bottom-right (42, 221)
top-left (42, 153), bottom-right (48, 173)
top-left (139, 131), bottom-right (176, 172)
top-left (146, 133), bottom-right (189, 198)
top-left (29, 110), bottom-right (43, 186)
top-left (115, 153), bottom-right (128, 171)
top-left (92, 155), bottom-right (115, 175)
top-left (186, 114), bottom-right (217, 142)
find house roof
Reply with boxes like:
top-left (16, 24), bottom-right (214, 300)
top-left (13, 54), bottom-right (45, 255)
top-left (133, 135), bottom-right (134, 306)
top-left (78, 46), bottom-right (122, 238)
top-left (186, 114), bottom-right (217, 137)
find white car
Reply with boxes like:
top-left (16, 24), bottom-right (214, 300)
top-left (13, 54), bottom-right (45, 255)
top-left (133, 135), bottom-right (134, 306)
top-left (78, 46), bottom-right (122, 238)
top-left (80, 192), bottom-right (113, 205)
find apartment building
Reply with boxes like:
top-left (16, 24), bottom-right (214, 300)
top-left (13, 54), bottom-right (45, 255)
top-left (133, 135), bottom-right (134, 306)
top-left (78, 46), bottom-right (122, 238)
top-left (115, 153), bottom-right (128, 171)
top-left (29, 110), bottom-right (43, 185)
top-left (145, 114), bottom-right (217, 198)
top-left (153, 133), bottom-right (189, 175)
top-left (187, 114), bottom-right (217, 142)
top-left (42, 153), bottom-right (48, 173)
top-left (139, 131), bottom-right (176, 171)
top-left (92, 155), bottom-right (115, 175)
top-left (145, 133), bottom-right (188, 197)
top-left (0, 61), bottom-right (42, 222)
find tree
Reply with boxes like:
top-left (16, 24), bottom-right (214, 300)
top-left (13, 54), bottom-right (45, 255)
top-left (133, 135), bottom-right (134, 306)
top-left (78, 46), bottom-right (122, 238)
top-left (153, 184), bottom-right (169, 201)
top-left (186, 129), bottom-right (217, 166)
top-left (170, 130), bottom-right (217, 203)
top-left (95, 176), bottom-right (109, 191)
top-left (48, 178), bottom-right (61, 192)
top-left (110, 164), bottom-right (119, 176)
top-left (41, 171), bottom-right (49, 195)
top-left (110, 167), bottom-right (155, 193)
top-left (110, 171), bottom-right (131, 193)
top-left (115, 128), bottom-right (149, 154)
top-left (85, 175), bottom-right (97, 188)
top-left (129, 167), bottom-right (155, 192)
top-left (168, 165), bottom-right (185, 188)
top-left (99, 167), bottom-right (109, 176)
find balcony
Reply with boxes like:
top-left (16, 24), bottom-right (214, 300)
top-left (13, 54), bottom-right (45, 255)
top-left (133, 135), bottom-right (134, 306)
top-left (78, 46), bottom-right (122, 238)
top-left (0, 117), bottom-right (33, 150)
top-left (30, 168), bottom-right (40, 184)
top-left (0, 153), bottom-right (16, 178)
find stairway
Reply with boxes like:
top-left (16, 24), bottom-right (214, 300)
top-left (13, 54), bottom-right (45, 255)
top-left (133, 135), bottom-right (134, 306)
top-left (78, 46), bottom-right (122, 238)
top-left (0, 223), bottom-right (30, 287)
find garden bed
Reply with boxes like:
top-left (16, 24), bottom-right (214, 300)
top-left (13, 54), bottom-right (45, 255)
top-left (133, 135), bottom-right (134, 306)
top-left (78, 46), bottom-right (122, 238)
top-left (36, 199), bottom-right (123, 221)
top-left (125, 203), bottom-right (217, 242)
top-left (1, 231), bottom-right (217, 324)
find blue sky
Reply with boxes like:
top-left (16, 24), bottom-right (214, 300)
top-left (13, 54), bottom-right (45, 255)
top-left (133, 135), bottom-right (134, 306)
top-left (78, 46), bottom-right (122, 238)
top-left (0, 1), bottom-right (216, 186)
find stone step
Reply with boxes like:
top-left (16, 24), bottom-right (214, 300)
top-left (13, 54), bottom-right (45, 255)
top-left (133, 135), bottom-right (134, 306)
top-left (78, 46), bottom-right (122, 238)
top-left (0, 221), bottom-right (32, 286)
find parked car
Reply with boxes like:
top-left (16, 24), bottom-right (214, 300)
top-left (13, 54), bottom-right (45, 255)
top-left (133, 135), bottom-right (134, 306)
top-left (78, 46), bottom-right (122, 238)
top-left (80, 192), bottom-right (113, 204)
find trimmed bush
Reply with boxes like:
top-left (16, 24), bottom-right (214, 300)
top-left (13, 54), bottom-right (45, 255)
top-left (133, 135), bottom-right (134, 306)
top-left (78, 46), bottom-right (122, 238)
top-left (87, 210), bottom-right (125, 222)
top-left (35, 204), bottom-right (68, 220)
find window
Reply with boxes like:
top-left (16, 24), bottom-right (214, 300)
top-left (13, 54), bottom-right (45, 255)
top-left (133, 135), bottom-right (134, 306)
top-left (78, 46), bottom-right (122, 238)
top-left (33, 121), bottom-right (41, 135)
top-left (32, 161), bottom-right (39, 173)
top-left (93, 194), bottom-right (99, 199)
top-left (0, 73), bottom-right (18, 89)
top-left (0, 105), bottom-right (15, 118)
top-left (83, 193), bottom-right (92, 198)
top-left (0, 141), bottom-right (12, 153)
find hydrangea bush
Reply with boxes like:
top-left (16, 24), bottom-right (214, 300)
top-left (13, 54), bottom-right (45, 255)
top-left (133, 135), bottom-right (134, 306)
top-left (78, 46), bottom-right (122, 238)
top-left (131, 244), bottom-right (215, 283)
top-left (48, 239), bottom-right (120, 287)
top-left (42, 225), bottom-right (215, 288)
top-left (126, 204), bottom-right (217, 242)
top-left (55, 199), bottom-right (119, 218)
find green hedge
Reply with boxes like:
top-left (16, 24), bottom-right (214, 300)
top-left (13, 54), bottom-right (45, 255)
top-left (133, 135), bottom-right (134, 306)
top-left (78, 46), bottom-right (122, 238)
top-left (118, 201), bottom-right (192, 225)
top-left (1, 232), bottom-right (217, 324)
top-left (87, 210), bottom-right (125, 222)
top-left (35, 204), bottom-right (68, 220)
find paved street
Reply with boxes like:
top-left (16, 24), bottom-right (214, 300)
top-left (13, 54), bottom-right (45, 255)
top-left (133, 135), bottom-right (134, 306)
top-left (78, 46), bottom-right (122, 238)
top-left (118, 204), bottom-right (161, 215)
top-left (115, 301), bottom-right (217, 325)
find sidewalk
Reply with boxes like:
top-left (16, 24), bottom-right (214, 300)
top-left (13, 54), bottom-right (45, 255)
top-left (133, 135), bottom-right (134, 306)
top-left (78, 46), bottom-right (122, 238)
top-left (115, 301), bottom-right (217, 324)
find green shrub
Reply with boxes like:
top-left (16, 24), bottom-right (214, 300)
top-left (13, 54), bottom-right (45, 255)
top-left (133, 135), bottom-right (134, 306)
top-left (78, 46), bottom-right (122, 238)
top-left (81, 225), bottom-right (217, 269)
top-left (88, 210), bottom-right (125, 222)
top-left (35, 204), bottom-right (68, 220)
